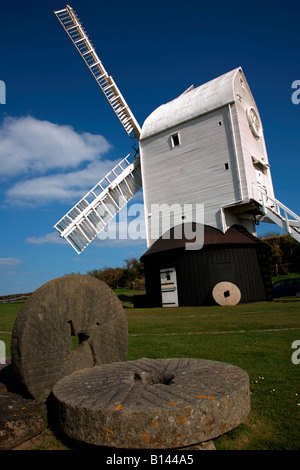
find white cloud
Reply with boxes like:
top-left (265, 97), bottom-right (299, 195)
top-left (0, 116), bottom-right (111, 177)
top-left (0, 258), bottom-right (23, 267)
top-left (0, 115), bottom-right (124, 207)
top-left (25, 232), bottom-right (65, 245)
top-left (4, 159), bottom-right (120, 207)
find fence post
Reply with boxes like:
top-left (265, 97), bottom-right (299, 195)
top-left (0, 340), bottom-right (5, 364)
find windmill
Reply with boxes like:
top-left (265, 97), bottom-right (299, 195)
top-left (53, 5), bottom-right (300, 307)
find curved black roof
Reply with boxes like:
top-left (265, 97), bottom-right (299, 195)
top-left (141, 223), bottom-right (264, 259)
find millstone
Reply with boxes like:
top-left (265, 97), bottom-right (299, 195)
top-left (212, 281), bottom-right (241, 306)
top-left (52, 358), bottom-right (250, 449)
top-left (11, 274), bottom-right (128, 401)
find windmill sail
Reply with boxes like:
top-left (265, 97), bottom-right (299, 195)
top-left (54, 5), bottom-right (143, 253)
top-left (54, 5), bottom-right (141, 140)
top-left (54, 154), bottom-right (142, 254)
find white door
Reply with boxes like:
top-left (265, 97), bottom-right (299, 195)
top-left (160, 267), bottom-right (179, 307)
top-left (253, 164), bottom-right (267, 203)
top-left (255, 166), bottom-right (264, 188)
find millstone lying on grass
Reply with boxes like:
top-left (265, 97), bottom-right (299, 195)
top-left (52, 357), bottom-right (251, 449)
top-left (10, 274), bottom-right (128, 401)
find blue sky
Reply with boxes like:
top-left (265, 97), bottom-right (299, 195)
top-left (0, 0), bottom-right (299, 295)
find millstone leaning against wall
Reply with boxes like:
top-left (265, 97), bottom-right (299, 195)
top-left (10, 274), bottom-right (128, 401)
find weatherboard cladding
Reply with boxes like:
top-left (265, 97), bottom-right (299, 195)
top-left (140, 66), bottom-right (274, 247)
top-left (141, 105), bottom-right (241, 246)
top-left (231, 70), bottom-right (274, 204)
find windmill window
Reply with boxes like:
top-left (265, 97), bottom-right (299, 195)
top-left (218, 121), bottom-right (222, 127)
top-left (224, 163), bottom-right (230, 170)
top-left (171, 133), bottom-right (181, 147)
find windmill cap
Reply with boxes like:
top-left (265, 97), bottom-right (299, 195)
top-left (140, 67), bottom-right (250, 140)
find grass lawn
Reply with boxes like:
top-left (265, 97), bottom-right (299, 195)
top-left (0, 296), bottom-right (300, 450)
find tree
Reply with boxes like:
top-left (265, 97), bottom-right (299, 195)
top-left (261, 233), bottom-right (300, 275)
top-left (87, 258), bottom-right (145, 289)
top-left (87, 267), bottom-right (123, 289)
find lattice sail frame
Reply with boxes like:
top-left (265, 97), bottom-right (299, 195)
top-left (54, 5), bottom-right (141, 140)
top-left (54, 154), bottom-right (142, 253)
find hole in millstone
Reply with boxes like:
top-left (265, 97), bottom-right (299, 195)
top-left (71, 333), bottom-right (90, 351)
top-left (68, 320), bottom-right (90, 351)
top-left (134, 372), bottom-right (175, 385)
top-left (223, 290), bottom-right (230, 298)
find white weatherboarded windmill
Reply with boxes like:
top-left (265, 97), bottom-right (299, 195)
top-left (54, 5), bottom-right (300, 307)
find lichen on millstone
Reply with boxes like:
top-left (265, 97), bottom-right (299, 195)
top-left (10, 274), bottom-right (128, 401)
